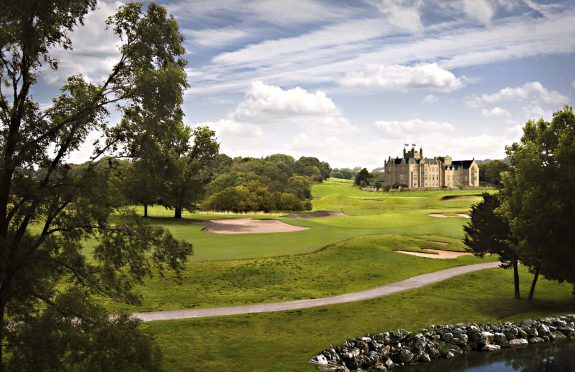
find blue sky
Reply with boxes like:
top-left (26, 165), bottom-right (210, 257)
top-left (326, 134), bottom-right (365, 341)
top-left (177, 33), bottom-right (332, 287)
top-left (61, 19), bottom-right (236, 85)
top-left (36, 0), bottom-right (575, 168)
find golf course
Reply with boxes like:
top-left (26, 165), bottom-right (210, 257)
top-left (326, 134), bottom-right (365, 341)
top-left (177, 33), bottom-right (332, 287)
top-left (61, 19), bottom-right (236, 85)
top-left (117, 179), bottom-right (574, 370)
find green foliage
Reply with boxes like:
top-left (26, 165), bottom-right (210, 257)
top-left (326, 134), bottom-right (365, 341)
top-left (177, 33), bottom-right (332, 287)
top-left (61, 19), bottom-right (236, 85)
top-left (156, 126), bottom-right (220, 218)
top-left (294, 156), bottom-right (331, 181)
top-left (478, 160), bottom-right (509, 186)
top-left (0, 1), bottom-right (193, 368)
top-left (502, 106), bottom-right (575, 287)
top-left (464, 193), bottom-right (514, 261)
top-left (203, 182), bottom-right (311, 212)
top-left (7, 289), bottom-right (162, 371)
top-left (330, 168), bottom-right (358, 180)
top-left (354, 168), bottom-right (372, 187)
top-left (202, 154), bottom-right (325, 212)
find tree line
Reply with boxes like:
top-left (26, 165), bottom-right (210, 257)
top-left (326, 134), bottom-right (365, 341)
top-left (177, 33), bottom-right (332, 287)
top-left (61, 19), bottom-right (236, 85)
top-left (117, 152), bottom-right (330, 216)
top-left (464, 106), bottom-right (575, 301)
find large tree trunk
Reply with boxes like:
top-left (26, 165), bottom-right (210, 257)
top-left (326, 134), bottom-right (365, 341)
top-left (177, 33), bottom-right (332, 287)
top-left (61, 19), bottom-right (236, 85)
top-left (513, 259), bottom-right (521, 300)
top-left (143, 203), bottom-right (148, 218)
top-left (528, 266), bottom-right (540, 302)
top-left (174, 207), bottom-right (182, 219)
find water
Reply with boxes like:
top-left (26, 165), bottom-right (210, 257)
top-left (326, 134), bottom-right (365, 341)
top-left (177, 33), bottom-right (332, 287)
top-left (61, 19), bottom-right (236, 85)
top-left (395, 341), bottom-right (575, 372)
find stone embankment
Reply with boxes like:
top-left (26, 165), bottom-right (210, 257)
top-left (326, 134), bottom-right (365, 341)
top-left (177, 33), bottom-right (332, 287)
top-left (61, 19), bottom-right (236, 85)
top-left (309, 315), bottom-right (575, 371)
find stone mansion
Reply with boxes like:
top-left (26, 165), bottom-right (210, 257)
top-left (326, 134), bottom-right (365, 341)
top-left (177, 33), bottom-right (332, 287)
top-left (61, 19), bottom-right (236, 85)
top-left (383, 147), bottom-right (479, 189)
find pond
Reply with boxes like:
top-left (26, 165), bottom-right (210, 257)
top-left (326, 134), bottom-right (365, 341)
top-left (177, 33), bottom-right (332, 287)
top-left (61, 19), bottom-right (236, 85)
top-left (395, 341), bottom-right (575, 371)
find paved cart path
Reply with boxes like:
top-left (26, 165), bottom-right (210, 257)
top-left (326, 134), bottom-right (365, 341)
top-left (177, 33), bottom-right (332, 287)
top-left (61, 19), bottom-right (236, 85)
top-left (134, 261), bottom-right (499, 322)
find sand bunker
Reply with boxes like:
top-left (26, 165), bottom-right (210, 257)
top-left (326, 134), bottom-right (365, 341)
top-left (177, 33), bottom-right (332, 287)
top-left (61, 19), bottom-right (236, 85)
top-left (203, 218), bottom-right (309, 234)
top-left (427, 213), bottom-right (470, 219)
top-left (395, 249), bottom-right (472, 259)
top-left (284, 211), bottom-right (346, 218)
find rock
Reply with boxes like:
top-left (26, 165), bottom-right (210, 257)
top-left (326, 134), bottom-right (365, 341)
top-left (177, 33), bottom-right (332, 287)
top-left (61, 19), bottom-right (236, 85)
top-left (445, 351), bottom-right (455, 359)
top-left (427, 347), bottom-right (440, 359)
top-left (468, 325), bottom-right (481, 334)
top-left (389, 329), bottom-right (409, 344)
top-left (558, 327), bottom-right (575, 336)
top-left (368, 351), bottom-right (380, 363)
top-left (356, 341), bottom-right (369, 353)
top-left (452, 327), bottom-right (464, 335)
top-left (537, 324), bottom-right (550, 336)
top-left (479, 332), bottom-right (494, 346)
top-left (418, 352), bottom-right (431, 363)
top-left (412, 333), bottom-right (427, 351)
top-left (529, 337), bottom-right (545, 344)
top-left (384, 358), bottom-right (394, 369)
top-left (554, 319), bottom-right (567, 327)
top-left (517, 328), bottom-right (528, 339)
top-left (493, 333), bottom-right (509, 347)
top-left (527, 328), bottom-right (538, 337)
top-left (441, 332), bottom-right (454, 342)
top-left (453, 333), bottom-right (468, 346)
top-left (508, 338), bottom-right (529, 347)
top-left (311, 355), bottom-right (328, 365)
top-left (550, 331), bottom-right (567, 341)
top-left (482, 344), bottom-right (501, 352)
top-left (380, 345), bottom-right (391, 357)
top-left (505, 327), bottom-right (518, 340)
top-left (399, 349), bottom-right (414, 363)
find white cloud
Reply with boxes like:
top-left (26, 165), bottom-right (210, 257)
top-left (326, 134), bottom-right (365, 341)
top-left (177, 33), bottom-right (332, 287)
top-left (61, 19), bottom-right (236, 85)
top-left (341, 63), bottom-right (465, 91)
top-left (522, 104), bottom-right (553, 120)
top-left (198, 119), bottom-right (263, 138)
top-left (183, 27), bottom-right (250, 48)
top-left (375, 119), bottom-right (455, 138)
top-left (198, 81), bottom-right (355, 139)
top-left (377, 0), bottom-right (423, 33)
top-left (212, 18), bottom-right (392, 66)
top-left (234, 81), bottom-right (342, 121)
top-left (460, 0), bottom-right (494, 24)
top-left (468, 81), bottom-right (568, 107)
top-left (169, 0), bottom-right (346, 26)
top-left (480, 107), bottom-right (510, 117)
top-left (188, 8), bottom-right (575, 95)
top-left (422, 94), bottom-right (438, 103)
top-left (43, 1), bottom-right (122, 86)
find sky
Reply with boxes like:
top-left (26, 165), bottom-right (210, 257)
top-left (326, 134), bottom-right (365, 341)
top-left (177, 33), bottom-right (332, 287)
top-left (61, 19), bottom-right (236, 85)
top-left (34, 0), bottom-right (575, 168)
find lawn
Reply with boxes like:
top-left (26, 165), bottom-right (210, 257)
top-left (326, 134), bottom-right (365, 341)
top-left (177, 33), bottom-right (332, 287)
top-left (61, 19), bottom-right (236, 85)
top-left (145, 266), bottom-right (575, 371)
top-left (102, 180), bottom-right (494, 311)
top-left (119, 179), bottom-right (491, 261)
top-left (108, 234), bottom-right (489, 312)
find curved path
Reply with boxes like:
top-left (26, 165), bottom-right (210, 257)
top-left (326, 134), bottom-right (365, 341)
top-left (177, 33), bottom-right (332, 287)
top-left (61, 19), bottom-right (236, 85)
top-left (134, 262), bottom-right (499, 322)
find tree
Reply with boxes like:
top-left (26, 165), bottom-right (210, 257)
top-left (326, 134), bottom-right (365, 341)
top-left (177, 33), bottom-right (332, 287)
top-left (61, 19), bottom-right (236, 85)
top-left (501, 106), bottom-right (575, 300)
top-left (464, 193), bottom-right (520, 299)
top-left (354, 168), bottom-right (372, 187)
top-left (479, 160), bottom-right (509, 186)
top-left (159, 126), bottom-right (219, 219)
top-left (294, 156), bottom-right (329, 181)
top-left (0, 1), bottom-right (193, 368)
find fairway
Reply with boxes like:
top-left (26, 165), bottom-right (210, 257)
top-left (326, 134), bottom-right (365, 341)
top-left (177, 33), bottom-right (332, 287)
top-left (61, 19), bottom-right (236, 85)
top-left (128, 179), bottom-right (488, 261)
top-left (105, 180), bottom-right (495, 312)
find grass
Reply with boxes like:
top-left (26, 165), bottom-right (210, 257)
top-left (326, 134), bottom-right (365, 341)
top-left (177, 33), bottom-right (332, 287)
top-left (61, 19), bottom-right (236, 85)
top-left (145, 266), bottom-right (575, 371)
top-left (107, 234), bottom-right (490, 312)
top-left (108, 179), bottom-right (490, 261)
top-left (103, 179), bottom-right (573, 371)
top-left (102, 180), bottom-right (496, 311)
